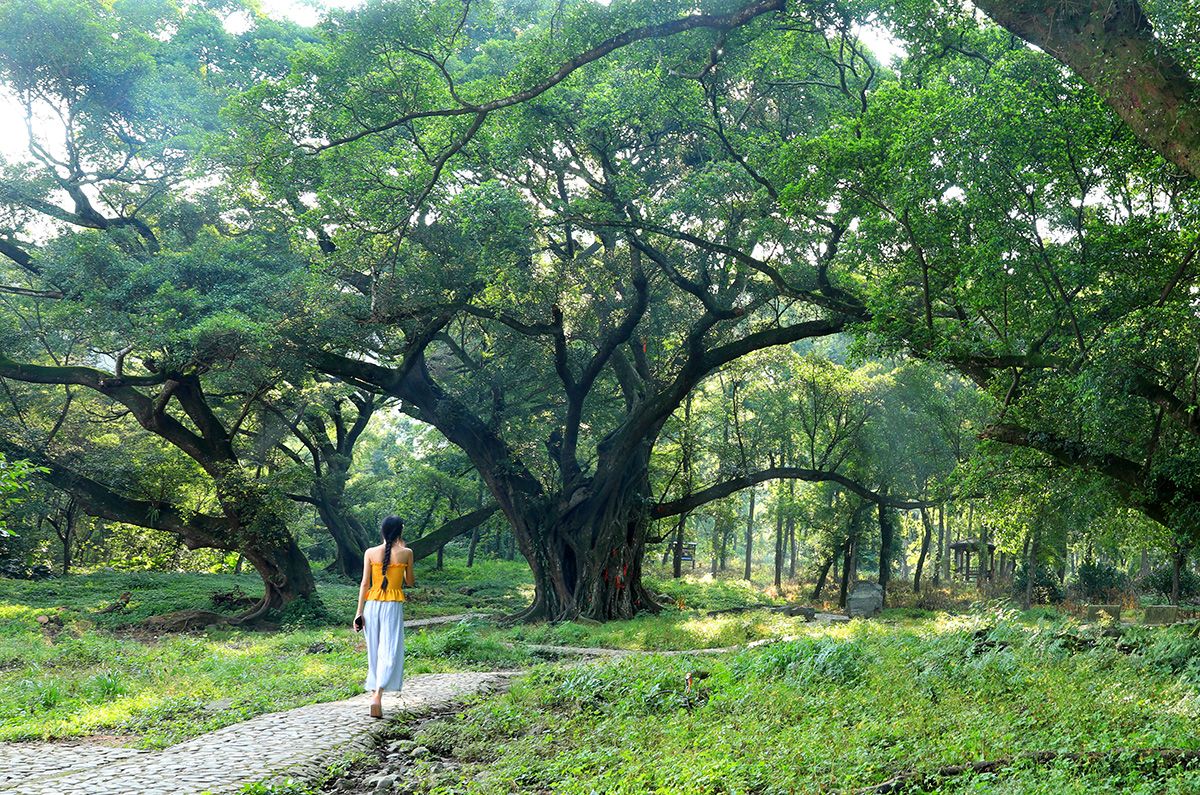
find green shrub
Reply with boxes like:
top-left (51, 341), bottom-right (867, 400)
top-left (1145, 565), bottom-right (1200, 603)
top-left (732, 637), bottom-right (866, 685)
top-left (1013, 563), bottom-right (1064, 604)
top-left (1070, 561), bottom-right (1132, 603)
top-left (273, 594), bottom-right (332, 629)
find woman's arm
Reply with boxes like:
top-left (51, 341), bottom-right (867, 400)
top-left (404, 548), bottom-right (415, 587)
top-left (355, 550), bottom-right (372, 626)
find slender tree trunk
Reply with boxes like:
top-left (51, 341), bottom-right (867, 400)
top-left (932, 505), bottom-right (945, 586)
top-left (744, 486), bottom-right (756, 581)
top-left (878, 502), bottom-right (894, 605)
top-left (719, 521), bottom-right (730, 571)
top-left (711, 517), bottom-right (721, 574)
top-left (467, 526), bottom-right (481, 567)
top-left (812, 541), bottom-right (841, 600)
top-left (1139, 548), bottom-right (1151, 580)
top-left (774, 491), bottom-right (785, 589)
top-left (787, 515), bottom-right (797, 580)
top-left (914, 507), bottom-right (933, 593)
top-left (839, 507), bottom-right (861, 608)
top-left (672, 515), bottom-right (686, 579)
top-left (839, 534), bottom-right (854, 608)
top-left (941, 504), bottom-right (951, 581)
top-left (1171, 544), bottom-right (1188, 605)
top-left (467, 481), bottom-right (484, 567)
top-left (1023, 524), bottom-right (1038, 610)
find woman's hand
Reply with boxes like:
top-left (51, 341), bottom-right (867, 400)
top-left (353, 614), bottom-right (364, 632)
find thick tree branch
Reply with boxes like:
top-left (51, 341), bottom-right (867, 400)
top-left (0, 435), bottom-right (230, 548)
top-left (312, 0), bottom-right (785, 151)
top-left (653, 466), bottom-right (938, 517)
top-left (408, 503), bottom-right (499, 561)
top-left (973, 0), bottom-right (1200, 179)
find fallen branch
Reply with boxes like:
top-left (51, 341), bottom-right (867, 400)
top-left (705, 604), bottom-right (816, 619)
top-left (855, 748), bottom-right (1200, 794)
top-left (94, 591), bottom-right (131, 614)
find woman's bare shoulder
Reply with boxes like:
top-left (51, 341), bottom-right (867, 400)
top-left (363, 544), bottom-right (383, 562)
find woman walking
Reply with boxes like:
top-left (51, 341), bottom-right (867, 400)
top-left (354, 515), bottom-right (415, 718)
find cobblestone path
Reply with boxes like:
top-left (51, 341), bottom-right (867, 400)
top-left (0, 671), bottom-right (517, 795)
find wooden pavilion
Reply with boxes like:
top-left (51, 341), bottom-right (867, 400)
top-left (950, 538), bottom-right (995, 582)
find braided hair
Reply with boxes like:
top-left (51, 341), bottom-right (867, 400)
top-left (379, 515), bottom-right (404, 592)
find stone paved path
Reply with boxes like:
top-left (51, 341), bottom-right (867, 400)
top-left (0, 671), bottom-right (517, 795)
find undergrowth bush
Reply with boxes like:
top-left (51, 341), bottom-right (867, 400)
top-left (1069, 561), bottom-right (1132, 603)
top-left (1145, 565), bottom-right (1200, 603)
top-left (731, 637), bottom-right (866, 685)
top-left (1013, 563), bottom-right (1064, 604)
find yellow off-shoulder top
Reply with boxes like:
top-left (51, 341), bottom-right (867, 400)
top-left (365, 562), bottom-right (407, 602)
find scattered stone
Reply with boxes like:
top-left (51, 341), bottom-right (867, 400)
top-left (373, 774), bottom-right (394, 792)
top-left (410, 746), bottom-right (431, 759)
top-left (846, 581), bottom-right (884, 618)
top-left (783, 605), bottom-right (816, 619)
top-left (307, 641), bottom-right (333, 654)
top-left (204, 697), bottom-right (234, 713)
top-left (1143, 605), bottom-right (1180, 625)
top-left (388, 739), bottom-right (418, 754)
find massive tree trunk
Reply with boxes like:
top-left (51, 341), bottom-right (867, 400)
top-left (242, 532), bottom-right (317, 614)
top-left (313, 486), bottom-right (371, 580)
top-left (513, 504), bottom-right (658, 621)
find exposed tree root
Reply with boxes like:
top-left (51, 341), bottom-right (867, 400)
top-left (855, 748), bottom-right (1200, 794)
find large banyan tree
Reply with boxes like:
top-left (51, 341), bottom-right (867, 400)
top-left (224, 0), bottom-right (959, 620)
top-left (6, 0), bottom-right (1197, 618)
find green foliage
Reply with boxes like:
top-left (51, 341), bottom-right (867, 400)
top-left (1013, 563), bottom-right (1065, 605)
top-left (1070, 561), bottom-right (1133, 603)
top-left (419, 611), bottom-right (1200, 793)
top-left (1145, 565), bottom-right (1200, 603)
top-left (731, 636), bottom-right (867, 684)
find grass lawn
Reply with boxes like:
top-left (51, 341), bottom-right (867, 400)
top-left (406, 611), bottom-right (1200, 794)
top-left (9, 560), bottom-right (1200, 794)
top-left (0, 560), bottom-right (534, 747)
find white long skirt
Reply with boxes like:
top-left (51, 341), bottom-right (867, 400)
top-left (363, 600), bottom-right (405, 693)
